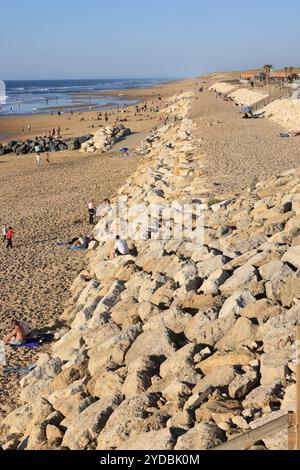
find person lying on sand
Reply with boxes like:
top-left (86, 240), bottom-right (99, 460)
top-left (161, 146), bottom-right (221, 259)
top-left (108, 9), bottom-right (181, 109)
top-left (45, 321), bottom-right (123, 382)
top-left (280, 129), bottom-right (300, 138)
top-left (57, 235), bottom-right (89, 248)
top-left (3, 320), bottom-right (28, 345)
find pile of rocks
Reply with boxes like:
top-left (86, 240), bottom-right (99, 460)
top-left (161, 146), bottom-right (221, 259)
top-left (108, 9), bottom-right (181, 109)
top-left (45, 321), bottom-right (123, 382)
top-left (80, 125), bottom-right (131, 153)
top-left (0, 135), bottom-right (92, 156)
top-left (0, 91), bottom-right (298, 451)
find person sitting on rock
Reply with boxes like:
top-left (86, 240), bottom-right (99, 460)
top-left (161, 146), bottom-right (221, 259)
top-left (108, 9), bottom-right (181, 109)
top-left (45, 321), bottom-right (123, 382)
top-left (110, 235), bottom-right (129, 259)
top-left (3, 320), bottom-right (28, 345)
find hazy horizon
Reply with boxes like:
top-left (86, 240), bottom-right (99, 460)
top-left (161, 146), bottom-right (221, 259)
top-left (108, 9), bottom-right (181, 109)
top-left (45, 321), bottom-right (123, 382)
top-left (2, 0), bottom-right (300, 80)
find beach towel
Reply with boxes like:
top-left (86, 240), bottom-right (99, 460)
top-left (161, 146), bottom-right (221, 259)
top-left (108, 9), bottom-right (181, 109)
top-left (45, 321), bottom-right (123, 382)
top-left (10, 333), bottom-right (54, 348)
top-left (3, 364), bottom-right (36, 374)
top-left (10, 341), bottom-right (41, 348)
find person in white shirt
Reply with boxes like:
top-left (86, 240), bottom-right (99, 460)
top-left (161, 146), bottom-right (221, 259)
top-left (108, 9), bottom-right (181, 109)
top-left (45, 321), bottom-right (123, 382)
top-left (87, 200), bottom-right (96, 224)
top-left (111, 235), bottom-right (129, 259)
top-left (1, 223), bottom-right (8, 242)
top-left (35, 153), bottom-right (40, 165)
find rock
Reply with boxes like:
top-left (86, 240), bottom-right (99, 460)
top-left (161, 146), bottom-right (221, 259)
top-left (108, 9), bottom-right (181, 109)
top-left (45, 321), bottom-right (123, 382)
top-left (174, 261), bottom-right (202, 292)
top-left (87, 368), bottom-right (126, 398)
top-left (197, 255), bottom-right (227, 277)
top-left (216, 317), bottom-right (258, 350)
top-left (240, 299), bottom-right (283, 324)
top-left (264, 212), bottom-right (295, 236)
top-left (259, 261), bottom-right (294, 281)
top-left (219, 289), bottom-right (256, 318)
top-left (242, 381), bottom-right (282, 410)
top-left (97, 393), bottom-right (159, 450)
top-left (26, 422), bottom-right (48, 450)
top-left (62, 395), bottom-right (123, 450)
top-left (197, 351), bottom-right (256, 375)
top-left (281, 384), bottom-right (296, 412)
top-left (20, 357), bottom-right (62, 388)
top-left (200, 269), bottom-right (230, 295)
top-left (125, 327), bottom-right (176, 366)
top-left (185, 314), bottom-right (237, 347)
top-left (160, 344), bottom-right (199, 382)
top-left (50, 366), bottom-right (82, 392)
top-left (282, 245), bottom-right (300, 269)
top-left (175, 422), bottom-right (224, 450)
top-left (192, 365), bottom-right (237, 396)
top-left (52, 393), bottom-right (95, 426)
top-left (45, 424), bottom-right (64, 446)
top-left (195, 397), bottom-right (243, 425)
top-left (122, 356), bottom-right (159, 398)
top-left (143, 307), bottom-right (192, 335)
top-left (20, 379), bottom-right (53, 404)
top-left (249, 410), bottom-right (288, 450)
top-left (260, 349), bottom-right (291, 385)
top-left (111, 296), bottom-right (140, 327)
top-left (220, 265), bottom-right (259, 295)
top-left (2, 398), bottom-right (53, 438)
top-left (162, 379), bottom-right (192, 404)
top-left (228, 368), bottom-right (259, 399)
top-left (118, 428), bottom-right (176, 450)
top-left (87, 323), bottom-right (142, 375)
top-left (280, 277), bottom-right (300, 307)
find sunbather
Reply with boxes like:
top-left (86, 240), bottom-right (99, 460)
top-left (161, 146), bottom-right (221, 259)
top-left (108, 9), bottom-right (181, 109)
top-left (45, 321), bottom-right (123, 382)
top-left (3, 320), bottom-right (28, 345)
top-left (280, 129), bottom-right (300, 138)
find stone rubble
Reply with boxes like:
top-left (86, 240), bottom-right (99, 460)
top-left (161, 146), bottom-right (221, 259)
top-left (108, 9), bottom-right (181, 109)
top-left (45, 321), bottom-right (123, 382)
top-left (1, 89), bottom-right (299, 451)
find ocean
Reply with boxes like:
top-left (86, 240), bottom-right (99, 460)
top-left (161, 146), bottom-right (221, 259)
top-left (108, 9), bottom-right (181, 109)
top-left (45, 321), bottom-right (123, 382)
top-left (0, 78), bottom-right (171, 116)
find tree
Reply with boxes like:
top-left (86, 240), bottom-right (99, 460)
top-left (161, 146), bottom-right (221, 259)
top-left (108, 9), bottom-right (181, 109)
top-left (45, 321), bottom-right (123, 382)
top-left (284, 67), bottom-right (289, 79)
top-left (263, 64), bottom-right (273, 81)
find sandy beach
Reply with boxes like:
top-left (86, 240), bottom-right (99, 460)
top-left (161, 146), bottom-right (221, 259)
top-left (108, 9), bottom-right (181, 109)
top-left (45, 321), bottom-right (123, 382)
top-left (0, 78), bottom-right (199, 418)
top-left (2, 72), bottom-right (300, 425)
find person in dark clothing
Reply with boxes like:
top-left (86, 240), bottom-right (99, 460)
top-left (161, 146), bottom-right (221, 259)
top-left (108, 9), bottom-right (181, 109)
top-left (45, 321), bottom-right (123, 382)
top-left (6, 226), bottom-right (13, 249)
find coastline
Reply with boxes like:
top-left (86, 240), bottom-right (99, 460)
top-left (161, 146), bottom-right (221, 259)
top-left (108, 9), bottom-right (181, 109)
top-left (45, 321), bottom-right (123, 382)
top-left (0, 77), bottom-right (196, 419)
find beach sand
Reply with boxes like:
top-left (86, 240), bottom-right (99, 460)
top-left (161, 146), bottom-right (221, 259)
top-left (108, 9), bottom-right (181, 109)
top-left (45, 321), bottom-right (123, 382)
top-left (3, 72), bottom-right (300, 419)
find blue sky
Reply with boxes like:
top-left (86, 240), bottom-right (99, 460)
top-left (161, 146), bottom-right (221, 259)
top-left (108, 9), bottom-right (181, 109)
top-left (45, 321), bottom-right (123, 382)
top-left (1, 0), bottom-right (299, 79)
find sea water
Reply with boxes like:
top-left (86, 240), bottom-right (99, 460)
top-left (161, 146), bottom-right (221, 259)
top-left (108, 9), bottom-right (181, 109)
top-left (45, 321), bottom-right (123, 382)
top-left (0, 78), bottom-right (170, 116)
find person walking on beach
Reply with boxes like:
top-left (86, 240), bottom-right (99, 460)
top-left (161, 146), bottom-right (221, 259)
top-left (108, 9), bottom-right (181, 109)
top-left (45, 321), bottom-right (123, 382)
top-left (87, 200), bottom-right (96, 225)
top-left (21, 127), bottom-right (25, 136)
top-left (35, 153), bottom-right (40, 165)
top-left (105, 112), bottom-right (108, 123)
top-left (6, 226), bottom-right (13, 249)
top-left (46, 153), bottom-right (50, 165)
top-left (1, 224), bottom-right (8, 243)
top-left (27, 123), bottom-right (31, 133)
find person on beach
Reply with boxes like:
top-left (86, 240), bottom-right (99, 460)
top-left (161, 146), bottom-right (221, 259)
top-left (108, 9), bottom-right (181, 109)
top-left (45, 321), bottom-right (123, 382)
top-left (87, 200), bottom-right (96, 224)
top-left (110, 235), bottom-right (129, 259)
top-left (27, 123), bottom-right (31, 133)
top-left (46, 153), bottom-right (50, 165)
top-left (21, 127), bottom-right (25, 135)
top-left (6, 226), bottom-right (13, 249)
top-left (1, 224), bottom-right (8, 243)
top-left (35, 153), bottom-right (40, 165)
top-left (3, 320), bottom-right (27, 346)
top-left (105, 112), bottom-right (108, 123)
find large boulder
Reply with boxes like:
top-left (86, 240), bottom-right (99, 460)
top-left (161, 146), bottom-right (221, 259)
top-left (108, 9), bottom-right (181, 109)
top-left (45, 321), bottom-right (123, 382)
top-left (97, 393), bottom-right (159, 450)
top-left (175, 422), bottom-right (224, 450)
top-left (125, 327), bottom-right (177, 366)
top-left (62, 395), bottom-right (123, 450)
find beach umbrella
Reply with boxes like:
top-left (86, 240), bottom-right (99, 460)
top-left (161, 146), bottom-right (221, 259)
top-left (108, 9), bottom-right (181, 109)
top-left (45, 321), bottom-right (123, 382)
top-left (119, 147), bottom-right (129, 152)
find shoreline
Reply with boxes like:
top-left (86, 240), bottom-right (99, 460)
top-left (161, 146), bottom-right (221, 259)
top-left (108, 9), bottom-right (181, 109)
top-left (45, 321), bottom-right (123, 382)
top-left (0, 78), bottom-right (195, 144)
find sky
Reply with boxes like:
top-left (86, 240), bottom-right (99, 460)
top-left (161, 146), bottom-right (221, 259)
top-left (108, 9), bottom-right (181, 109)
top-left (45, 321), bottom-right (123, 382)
top-left (1, 0), bottom-right (300, 80)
